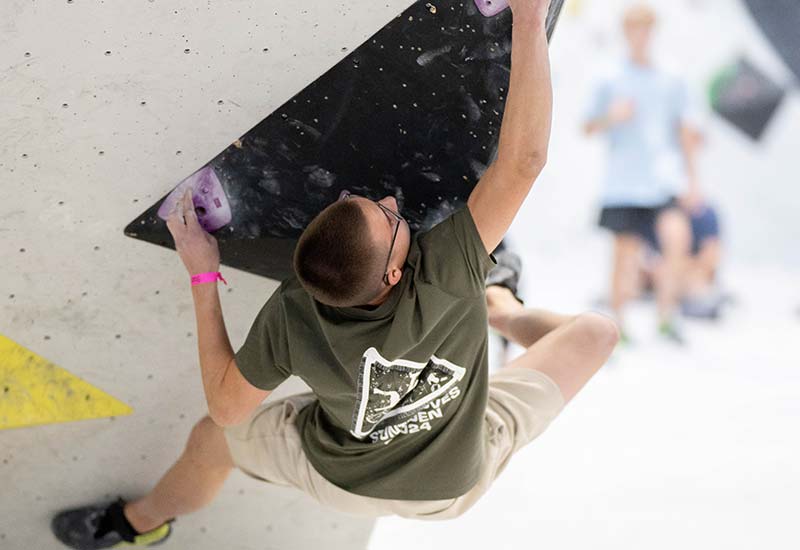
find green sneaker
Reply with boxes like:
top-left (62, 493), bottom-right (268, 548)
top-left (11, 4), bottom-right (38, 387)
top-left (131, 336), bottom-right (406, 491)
top-left (658, 321), bottom-right (685, 345)
top-left (51, 498), bottom-right (171, 549)
top-left (617, 329), bottom-right (633, 347)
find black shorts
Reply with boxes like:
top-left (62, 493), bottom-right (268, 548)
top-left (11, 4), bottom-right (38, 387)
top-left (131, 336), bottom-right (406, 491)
top-left (598, 198), bottom-right (679, 247)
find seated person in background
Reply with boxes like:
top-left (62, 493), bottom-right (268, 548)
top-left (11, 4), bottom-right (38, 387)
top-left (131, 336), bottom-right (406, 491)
top-left (682, 204), bottom-right (723, 318)
top-left (640, 204), bottom-right (724, 320)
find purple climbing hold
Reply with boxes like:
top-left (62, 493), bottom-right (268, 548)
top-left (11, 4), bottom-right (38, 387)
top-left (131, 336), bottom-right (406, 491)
top-left (157, 166), bottom-right (232, 232)
top-left (474, 0), bottom-right (509, 17)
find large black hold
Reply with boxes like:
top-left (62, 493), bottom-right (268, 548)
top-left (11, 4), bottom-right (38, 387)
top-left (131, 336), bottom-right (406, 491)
top-left (710, 58), bottom-right (786, 141)
top-left (125, 0), bottom-right (566, 281)
top-left (743, 0), bottom-right (800, 83)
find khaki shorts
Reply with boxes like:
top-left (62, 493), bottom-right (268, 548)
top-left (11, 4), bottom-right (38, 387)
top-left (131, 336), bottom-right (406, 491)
top-left (224, 366), bottom-right (564, 520)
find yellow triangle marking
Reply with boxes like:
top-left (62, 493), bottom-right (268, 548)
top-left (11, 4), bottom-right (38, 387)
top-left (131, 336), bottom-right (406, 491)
top-left (0, 334), bottom-right (133, 430)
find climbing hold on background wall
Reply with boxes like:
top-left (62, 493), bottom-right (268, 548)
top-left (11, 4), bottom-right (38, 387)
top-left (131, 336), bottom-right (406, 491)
top-left (709, 57), bottom-right (786, 141)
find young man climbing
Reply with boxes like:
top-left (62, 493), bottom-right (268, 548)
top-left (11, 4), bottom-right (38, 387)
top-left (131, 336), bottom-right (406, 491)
top-left (52, 1), bottom-right (619, 547)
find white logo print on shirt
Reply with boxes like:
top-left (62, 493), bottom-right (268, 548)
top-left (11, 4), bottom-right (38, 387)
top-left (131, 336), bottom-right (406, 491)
top-left (350, 347), bottom-right (466, 444)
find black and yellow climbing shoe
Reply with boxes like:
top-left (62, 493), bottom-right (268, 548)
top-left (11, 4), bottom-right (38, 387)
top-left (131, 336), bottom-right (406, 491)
top-left (51, 498), bottom-right (171, 549)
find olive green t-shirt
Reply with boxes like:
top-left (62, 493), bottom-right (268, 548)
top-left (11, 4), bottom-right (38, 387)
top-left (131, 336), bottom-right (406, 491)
top-left (235, 207), bottom-right (496, 500)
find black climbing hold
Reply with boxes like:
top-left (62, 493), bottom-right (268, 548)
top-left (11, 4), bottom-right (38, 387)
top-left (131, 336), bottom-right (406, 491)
top-left (744, 0), bottom-right (800, 82)
top-left (125, 0), bottom-right (564, 281)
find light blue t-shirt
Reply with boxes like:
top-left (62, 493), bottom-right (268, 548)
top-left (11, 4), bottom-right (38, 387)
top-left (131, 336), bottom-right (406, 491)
top-left (586, 60), bottom-right (690, 208)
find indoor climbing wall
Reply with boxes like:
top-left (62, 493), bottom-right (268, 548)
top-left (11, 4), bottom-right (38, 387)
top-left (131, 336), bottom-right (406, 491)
top-left (4, 0), bottom-right (799, 549)
top-left (1, 1), bottom-right (417, 548)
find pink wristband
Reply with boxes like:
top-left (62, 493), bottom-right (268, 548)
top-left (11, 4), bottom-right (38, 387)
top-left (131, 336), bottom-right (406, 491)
top-left (191, 272), bottom-right (228, 286)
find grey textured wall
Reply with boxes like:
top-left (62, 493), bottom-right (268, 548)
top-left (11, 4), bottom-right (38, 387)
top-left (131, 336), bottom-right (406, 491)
top-left (1, 1), bottom-right (415, 548)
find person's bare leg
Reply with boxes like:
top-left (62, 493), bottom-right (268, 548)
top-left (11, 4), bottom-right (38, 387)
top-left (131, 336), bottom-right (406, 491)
top-left (506, 312), bottom-right (620, 404)
top-left (486, 286), bottom-right (574, 348)
top-left (611, 234), bottom-right (642, 326)
top-left (123, 416), bottom-right (234, 533)
top-left (654, 209), bottom-right (692, 323)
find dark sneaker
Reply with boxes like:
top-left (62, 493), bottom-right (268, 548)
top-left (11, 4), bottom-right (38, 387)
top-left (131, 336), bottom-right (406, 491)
top-left (51, 499), bottom-right (171, 549)
top-left (681, 291), bottom-right (724, 320)
top-left (486, 248), bottom-right (524, 305)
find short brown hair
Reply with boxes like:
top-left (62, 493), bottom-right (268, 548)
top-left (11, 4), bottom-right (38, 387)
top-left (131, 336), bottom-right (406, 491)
top-left (293, 200), bottom-right (384, 307)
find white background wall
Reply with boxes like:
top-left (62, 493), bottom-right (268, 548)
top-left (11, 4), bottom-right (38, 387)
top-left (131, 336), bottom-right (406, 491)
top-left (370, 2), bottom-right (800, 548)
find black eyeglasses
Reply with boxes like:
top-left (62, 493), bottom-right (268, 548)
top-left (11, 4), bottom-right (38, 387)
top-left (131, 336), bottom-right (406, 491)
top-left (340, 191), bottom-right (405, 286)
